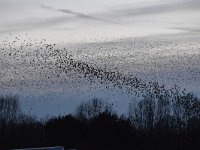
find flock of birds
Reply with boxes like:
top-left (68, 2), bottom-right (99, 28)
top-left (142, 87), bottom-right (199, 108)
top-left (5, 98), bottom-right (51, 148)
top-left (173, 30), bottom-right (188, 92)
top-left (0, 35), bottom-right (200, 114)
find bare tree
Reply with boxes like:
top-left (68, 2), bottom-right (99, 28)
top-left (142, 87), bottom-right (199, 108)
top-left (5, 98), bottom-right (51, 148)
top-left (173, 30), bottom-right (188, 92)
top-left (0, 95), bottom-right (21, 125)
top-left (75, 98), bottom-right (114, 119)
top-left (128, 94), bottom-right (156, 129)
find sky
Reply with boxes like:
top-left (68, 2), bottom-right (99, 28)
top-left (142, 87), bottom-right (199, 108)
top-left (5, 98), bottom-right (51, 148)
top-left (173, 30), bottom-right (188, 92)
top-left (0, 0), bottom-right (200, 118)
top-left (0, 0), bottom-right (200, 42)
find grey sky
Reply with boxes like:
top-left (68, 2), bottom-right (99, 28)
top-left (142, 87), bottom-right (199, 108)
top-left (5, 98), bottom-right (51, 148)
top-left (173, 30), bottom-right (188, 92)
top-left (41, 5), bottom-right (119, 24)
top-left (0, 0), bottom-right (200, 42)
top-left (1, 0), bottom-right (200, 117)
top-left (108, 0), bottom-right (200, 17)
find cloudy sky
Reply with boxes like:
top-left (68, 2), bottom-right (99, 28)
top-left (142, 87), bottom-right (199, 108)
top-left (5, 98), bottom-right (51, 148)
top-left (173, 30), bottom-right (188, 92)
top-left (0, 0), bottom-right (200, 42)
top-left (1, 0), bottom-right (200, 117)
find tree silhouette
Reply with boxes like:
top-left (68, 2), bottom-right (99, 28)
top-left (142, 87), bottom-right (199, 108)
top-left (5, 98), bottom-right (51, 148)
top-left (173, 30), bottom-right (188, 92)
top-left (75, 98), bottom-right (114, 119)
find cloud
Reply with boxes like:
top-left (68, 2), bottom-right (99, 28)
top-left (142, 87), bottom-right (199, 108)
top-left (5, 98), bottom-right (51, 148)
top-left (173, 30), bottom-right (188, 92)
top-left (0, 16), bottom-right (72, 34)
top-left (171, 27), bottom-right (200, 33)
top-left (41, 5), bottom-right (119, 25)
top-left (0, 3), bottom-right (119, 35)
top-left (106, 0), bottom-right (200, 18)
top-left (1, 0), bottom-right (199, 35)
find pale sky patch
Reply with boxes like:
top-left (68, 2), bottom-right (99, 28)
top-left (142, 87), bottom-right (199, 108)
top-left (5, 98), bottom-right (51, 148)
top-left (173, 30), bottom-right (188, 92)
top-left (0, 0), bottom-right (200, 42)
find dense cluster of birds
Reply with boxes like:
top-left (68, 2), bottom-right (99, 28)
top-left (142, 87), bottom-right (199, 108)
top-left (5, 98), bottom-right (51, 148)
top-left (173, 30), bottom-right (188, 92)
top-left (0, 35), bottom-right (199, 105)
top-left (53, 45), bottom-right (188, 100)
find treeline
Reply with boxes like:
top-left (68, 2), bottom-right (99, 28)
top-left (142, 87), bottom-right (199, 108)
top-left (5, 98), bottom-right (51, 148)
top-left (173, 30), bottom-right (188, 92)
top-left (1, 95), bottom-right (200, 150)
